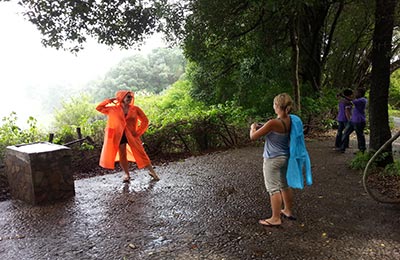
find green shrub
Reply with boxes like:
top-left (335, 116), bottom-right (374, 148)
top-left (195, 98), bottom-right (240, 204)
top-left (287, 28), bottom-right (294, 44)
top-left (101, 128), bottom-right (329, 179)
top-left (350, 151), bottom-right (374, 170)
top-left (384, 160), bottom-right (400, 176)
top-left (350, 151), bottom-right (398, 174)
top-left (0, 112), bottom-right (46, 162)
top-left (134, 80), bottom-right (251, 156)
top-left (52, 93), bottom-right (106, 145)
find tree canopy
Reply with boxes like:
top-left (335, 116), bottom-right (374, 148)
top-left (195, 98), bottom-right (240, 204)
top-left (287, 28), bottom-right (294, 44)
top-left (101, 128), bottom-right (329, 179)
top-left (4, 0), bottom-right (400, 154)
top-left (11, 0), bottom-right (168, 52)
top-left (85, 47), bottom-right (186, 100)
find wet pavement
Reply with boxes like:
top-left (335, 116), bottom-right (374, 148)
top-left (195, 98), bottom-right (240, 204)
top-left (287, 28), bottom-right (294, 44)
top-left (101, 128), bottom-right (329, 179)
top-left (0, 140), bottom-right (399, 259)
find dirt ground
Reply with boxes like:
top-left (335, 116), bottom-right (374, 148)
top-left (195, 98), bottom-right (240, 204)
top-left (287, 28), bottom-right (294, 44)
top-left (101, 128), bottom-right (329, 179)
top-left (0, 135), bottom-right (399, 259)
top-left (1, 132), bottom-right (399, 202)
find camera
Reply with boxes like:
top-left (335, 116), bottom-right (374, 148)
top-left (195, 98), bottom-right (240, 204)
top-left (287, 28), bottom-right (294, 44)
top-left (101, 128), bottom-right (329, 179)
top-left (255, 123), bottom-right (264, 130)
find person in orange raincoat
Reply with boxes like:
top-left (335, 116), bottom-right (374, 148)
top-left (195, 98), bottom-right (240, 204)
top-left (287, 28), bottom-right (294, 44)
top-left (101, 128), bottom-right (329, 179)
top-left (96, 90), bottom-right (160, 182)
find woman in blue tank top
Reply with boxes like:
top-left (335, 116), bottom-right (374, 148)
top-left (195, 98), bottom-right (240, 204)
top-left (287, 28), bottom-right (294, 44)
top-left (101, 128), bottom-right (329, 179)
top-left (250, 93), bottom-right (296, 226)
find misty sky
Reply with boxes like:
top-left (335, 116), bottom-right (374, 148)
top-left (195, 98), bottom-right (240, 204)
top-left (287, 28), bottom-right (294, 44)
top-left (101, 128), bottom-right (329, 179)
top-left (0, 2), bottom-right (165, 128)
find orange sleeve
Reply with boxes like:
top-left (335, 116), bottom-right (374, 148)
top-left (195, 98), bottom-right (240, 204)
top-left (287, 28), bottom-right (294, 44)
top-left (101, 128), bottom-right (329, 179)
top-left (135, 106), bottom-right (149, 136)
top-left (96, 99), bottom-right (114, 114)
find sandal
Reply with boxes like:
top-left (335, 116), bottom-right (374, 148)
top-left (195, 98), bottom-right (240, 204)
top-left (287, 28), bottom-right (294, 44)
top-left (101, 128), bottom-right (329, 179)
top-left (280, 211), bottom-right (297, 221)
top-left (122, 176), bottom-right (131, 183)
top-left (148, 172), bottom-right (160, 181)
top-left (258, 219), bottom-right (281, 227)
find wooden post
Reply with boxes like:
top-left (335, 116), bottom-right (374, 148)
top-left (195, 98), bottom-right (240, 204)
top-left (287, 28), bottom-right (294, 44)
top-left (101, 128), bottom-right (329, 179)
top-left (76, 128), bottom-right (82, 139)
top-left (48, 133), bottom-right (54, 143)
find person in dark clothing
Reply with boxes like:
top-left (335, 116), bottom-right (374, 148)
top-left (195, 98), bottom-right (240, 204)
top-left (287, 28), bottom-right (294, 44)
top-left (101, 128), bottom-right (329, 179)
top-left (335, 89), bottom-right (353, 149)
top-left (339, 88), bottom-right (367, 153)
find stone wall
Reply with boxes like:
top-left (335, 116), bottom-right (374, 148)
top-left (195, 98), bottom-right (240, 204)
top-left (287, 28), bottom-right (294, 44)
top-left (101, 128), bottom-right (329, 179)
top-left (5, 142), bottom-right (74, 205)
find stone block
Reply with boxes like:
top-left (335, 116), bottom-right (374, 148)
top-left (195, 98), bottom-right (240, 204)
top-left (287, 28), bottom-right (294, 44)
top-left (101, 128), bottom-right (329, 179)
top-left (5, 142), bottom-right (74, 205)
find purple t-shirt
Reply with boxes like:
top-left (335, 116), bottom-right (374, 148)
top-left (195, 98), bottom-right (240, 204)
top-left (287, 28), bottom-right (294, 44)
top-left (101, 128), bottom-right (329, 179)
top-left (337, 98), bottom-right (352, 122)
top-left (351, 97), bottom-right (367, 123)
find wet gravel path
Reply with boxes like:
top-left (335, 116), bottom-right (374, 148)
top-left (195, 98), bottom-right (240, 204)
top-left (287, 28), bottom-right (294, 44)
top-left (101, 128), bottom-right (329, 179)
top-left (0, 139), bottom-right (399, 259)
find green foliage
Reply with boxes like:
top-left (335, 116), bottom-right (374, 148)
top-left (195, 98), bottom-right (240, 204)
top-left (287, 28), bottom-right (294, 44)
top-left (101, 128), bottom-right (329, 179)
top-left (15, 0), bottom-right (400, 140)
top-left (137, 79), bottom-right (206, 126)
top-left (390, 69), bottom-right (400, 109)
top-left (350, 151), bottom-right (397, 172)
top-left (0, 112), bottom-right (46, 161)
top-left (323, 1), bottom-right (375, 89)
top-left (86, 47), bottom-right (186, 100)
top-left (20, 79), bottom-right (250, 160)
top-left (390, 109), bottom-right (400, 117)
top-left (137, 79), bottom-right (251, 127)
top-left (80, 142), bottom-right (95, 151)
top-left (350, 151), bottom-right (374, 171)
top-left (384, 159), bottom-right (400, 176)
top-left (136, 80), bottom-right (251, 155)
top-left (300, 87), bottom-right (339, 130)
top-left (52, 126), bottom-right (77, 145)
top-left (52, 93), bottom-right (105, 144)
top-left (183, 0), bottom-right (296, 111)
top-left (17, 0), bottom-right (172, 52)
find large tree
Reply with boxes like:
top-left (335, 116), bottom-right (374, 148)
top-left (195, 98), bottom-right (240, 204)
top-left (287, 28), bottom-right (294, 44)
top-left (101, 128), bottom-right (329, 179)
top-left (369, 0), bottom-right (397, 158)
top-left (3, 0), bottom-right (400, 152)
top-left (182, 0), bottom-right (342, 111)
top-left (5, 0), bottom-right (182, 52)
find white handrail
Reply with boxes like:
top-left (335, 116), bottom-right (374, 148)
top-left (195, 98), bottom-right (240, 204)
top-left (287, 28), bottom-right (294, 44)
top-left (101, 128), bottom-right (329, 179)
top-left (362, 130), bottom-right (400, 204)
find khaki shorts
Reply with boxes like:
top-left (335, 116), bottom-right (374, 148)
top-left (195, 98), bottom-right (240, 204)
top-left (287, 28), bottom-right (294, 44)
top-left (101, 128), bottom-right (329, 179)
top-left (263, 156), bottom-right (289, 195)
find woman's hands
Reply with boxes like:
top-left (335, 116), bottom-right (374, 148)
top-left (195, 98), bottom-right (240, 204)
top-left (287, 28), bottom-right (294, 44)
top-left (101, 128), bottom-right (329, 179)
top-left (250, 122), bottom-right (261, 140)
top-left (251, 123), bottom-right (264, 131)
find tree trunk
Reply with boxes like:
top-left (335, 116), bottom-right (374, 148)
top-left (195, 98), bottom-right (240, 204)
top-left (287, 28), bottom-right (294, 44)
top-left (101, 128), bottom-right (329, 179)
top-left (369, 0), bottom-right (396, 161)
top-left (290, 14), bottom-right (301, 111)
top-left (298, 2), bottom-right (329, 92)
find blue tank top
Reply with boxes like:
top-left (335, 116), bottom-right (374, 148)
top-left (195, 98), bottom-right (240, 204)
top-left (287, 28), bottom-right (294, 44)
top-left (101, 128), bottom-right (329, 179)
top-left (263, 131), bottom-right (290, 159)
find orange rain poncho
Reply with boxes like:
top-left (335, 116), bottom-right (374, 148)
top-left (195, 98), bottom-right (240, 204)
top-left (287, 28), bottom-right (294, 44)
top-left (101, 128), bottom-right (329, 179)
top-left (96, 90), bottom-right (151, 169)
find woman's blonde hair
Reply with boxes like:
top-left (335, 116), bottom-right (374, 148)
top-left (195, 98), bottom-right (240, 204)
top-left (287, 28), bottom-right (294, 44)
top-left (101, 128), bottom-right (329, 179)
top-left (274, 93), bottom-right (293, 113)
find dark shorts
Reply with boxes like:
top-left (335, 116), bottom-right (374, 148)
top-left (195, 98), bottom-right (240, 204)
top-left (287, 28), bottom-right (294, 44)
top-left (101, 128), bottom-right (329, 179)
top-left (120, 133), bottom-right (128, 144)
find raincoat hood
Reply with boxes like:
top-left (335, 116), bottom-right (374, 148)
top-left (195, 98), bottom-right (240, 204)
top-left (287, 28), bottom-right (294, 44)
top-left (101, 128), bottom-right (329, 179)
top-left (115, 90), bottom-right (134, 105)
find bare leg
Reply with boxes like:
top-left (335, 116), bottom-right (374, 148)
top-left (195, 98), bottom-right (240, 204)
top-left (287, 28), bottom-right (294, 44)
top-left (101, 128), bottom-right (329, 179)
top-left (259, 192), bottom-right (282, 225)
top-left (145, 164), bottom-right (160, 181)
top-left (281, 188), bottom-right (295, 218)
top-left (119, 144), bottom-right (130, 181)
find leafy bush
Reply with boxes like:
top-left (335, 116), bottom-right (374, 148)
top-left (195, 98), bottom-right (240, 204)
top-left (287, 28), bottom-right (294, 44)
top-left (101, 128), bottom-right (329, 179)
top-left (43, 80), bottom-right (251, 160)
top-left (301, 90), bottom-right (338, 132)
top-left (350, 151), bottom-right (374, 170)
top-left (384, 160), bottom-right (400, 176)
top-left (389, 106), bottom-right (400, 118)
top-left (52, 94), bottom-right (106, 145)
top-left (135, 80), bottom-right (251, 156)
top-left (0, 112), bottom-right (46, 162)
top-left (350, 151), bottom-right (398, 175)
top-left (2, 78), bottom-right (300, 166)
top-left (389, 70), bottom-right (400, 109)
top-left (86, 47), bottom-right (186, 100)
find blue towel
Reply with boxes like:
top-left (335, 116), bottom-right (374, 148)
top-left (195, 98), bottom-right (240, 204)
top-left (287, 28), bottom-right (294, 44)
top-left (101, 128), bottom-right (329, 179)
top-left (287, 114), bottom-right (312, 189)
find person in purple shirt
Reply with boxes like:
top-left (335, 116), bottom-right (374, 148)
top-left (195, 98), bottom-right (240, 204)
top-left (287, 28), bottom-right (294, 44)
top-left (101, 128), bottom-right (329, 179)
top-left (335, 89), bottom-right (353, 148)
top-left (339, 88), bottom-right (367, 153)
